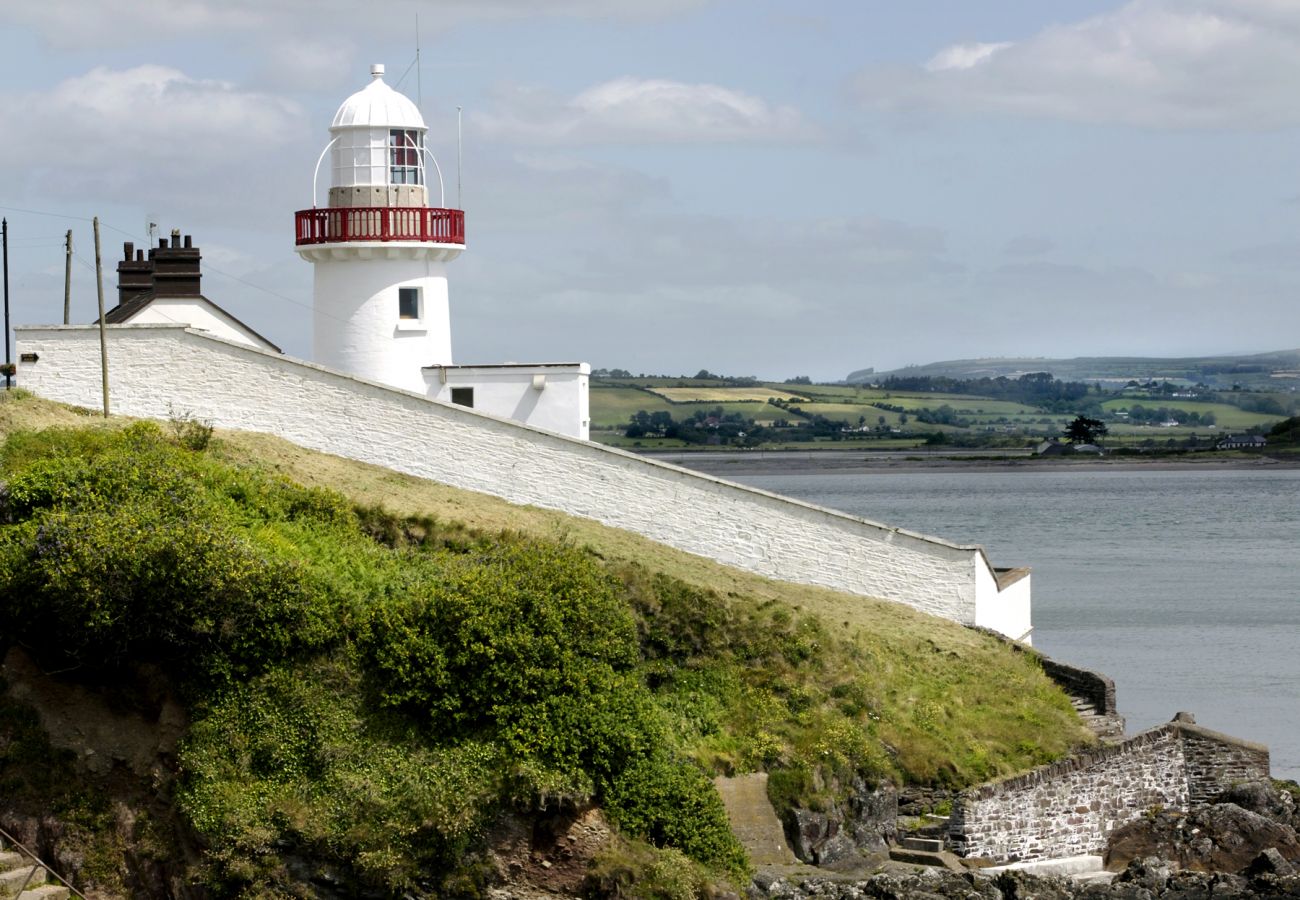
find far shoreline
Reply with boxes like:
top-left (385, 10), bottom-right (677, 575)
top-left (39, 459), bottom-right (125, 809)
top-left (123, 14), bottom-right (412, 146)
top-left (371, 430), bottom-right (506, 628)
top-left (636, 448), bottom-right (1300, 477)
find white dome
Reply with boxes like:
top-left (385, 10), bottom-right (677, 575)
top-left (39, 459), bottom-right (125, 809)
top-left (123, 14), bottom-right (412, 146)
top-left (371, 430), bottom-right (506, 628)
top-left (330, 64), bottom-right (426, 132)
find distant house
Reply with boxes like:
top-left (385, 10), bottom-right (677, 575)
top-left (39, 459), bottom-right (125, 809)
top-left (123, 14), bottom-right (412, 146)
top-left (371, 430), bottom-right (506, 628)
top-left (100, 232), bottom-right (281, 353)
top-left (1036, 439), bottom-right (1105, 457)
top-left (1216, 434), bottom-right (1267, 450)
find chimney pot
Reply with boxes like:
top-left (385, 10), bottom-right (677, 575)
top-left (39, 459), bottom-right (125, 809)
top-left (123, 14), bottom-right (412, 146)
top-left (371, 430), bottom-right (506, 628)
top-left (124, 242), bottom-right (134, 260)
top-left (183, 235), bottom-right (192, 249)
top-left (136, 250), bottom-right (144, 261)
top-left (158, 239), bottom-right (167, 250)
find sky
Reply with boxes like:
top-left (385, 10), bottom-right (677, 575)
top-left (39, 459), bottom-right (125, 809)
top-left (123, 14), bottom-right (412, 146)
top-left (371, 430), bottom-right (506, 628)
top-left (2, 0), bottom-right (1300, 382)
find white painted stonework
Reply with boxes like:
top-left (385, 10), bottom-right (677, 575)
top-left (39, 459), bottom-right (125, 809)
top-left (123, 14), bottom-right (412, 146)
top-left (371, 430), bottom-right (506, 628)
top-left (112, 297), bottom-right (278, 352)
top-left (307, 251), bottom-right (457, 392)
top-left (428, 363), bottom-right (590, 441)
top-left (14, 324), bottom-right (1033, 643)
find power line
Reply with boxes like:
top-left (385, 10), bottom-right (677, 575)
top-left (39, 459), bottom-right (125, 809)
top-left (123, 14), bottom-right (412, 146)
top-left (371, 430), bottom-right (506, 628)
top-left (0, 205), bottom-right (136, 240)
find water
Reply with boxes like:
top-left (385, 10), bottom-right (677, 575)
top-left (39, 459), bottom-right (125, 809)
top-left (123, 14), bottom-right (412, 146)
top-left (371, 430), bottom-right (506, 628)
top-left (728, 467), bottom-right (1300, 781)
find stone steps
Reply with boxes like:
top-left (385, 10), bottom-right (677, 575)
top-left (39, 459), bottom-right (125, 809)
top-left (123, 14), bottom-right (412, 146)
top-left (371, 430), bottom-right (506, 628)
top-left (898, 836), bottom-right (943, 853)
top-left (0, 841), bottom-right (72, 900)
top-left (985, 853), bottom-right (1114, 883)
top-left (713, 773), bottom-right (797, 867)
top-left (886, 847), bottom-right (966, 872)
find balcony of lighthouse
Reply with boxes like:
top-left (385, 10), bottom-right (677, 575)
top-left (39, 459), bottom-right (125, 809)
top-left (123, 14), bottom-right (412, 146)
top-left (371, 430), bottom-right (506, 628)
top-left (294, 206), bottom-right (465, 262)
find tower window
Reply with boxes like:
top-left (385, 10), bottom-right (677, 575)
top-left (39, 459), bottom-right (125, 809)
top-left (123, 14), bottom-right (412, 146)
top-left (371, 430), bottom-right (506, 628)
top-left (451, 387), bottom-right (474, 408)
top-left (399, 287), bottom-right (420, 320)
top-left (390, 129), bottom-right (423, 185)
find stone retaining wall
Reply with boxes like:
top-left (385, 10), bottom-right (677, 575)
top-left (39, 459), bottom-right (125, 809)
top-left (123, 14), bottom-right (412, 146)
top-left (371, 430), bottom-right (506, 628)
top-left (1181, 724), bottom-right (1271, 806)
top-left (950, 721), bottom-right (1270, 862)
top-left (14, 324), bottom-right (1032, 640)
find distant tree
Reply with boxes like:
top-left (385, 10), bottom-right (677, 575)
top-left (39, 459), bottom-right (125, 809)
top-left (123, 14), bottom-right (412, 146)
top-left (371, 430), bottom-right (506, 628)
top-left (1063, 415), bottom-right (1108, 444)
top-left (784, 375), bottom-right (812, 385)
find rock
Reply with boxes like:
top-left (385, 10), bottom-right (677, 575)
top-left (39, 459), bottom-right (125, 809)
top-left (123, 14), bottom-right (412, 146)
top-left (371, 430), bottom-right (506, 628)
top-left (1105, 804), bottom-right (1300, 874)
top-left (992, 868), bottom-right (1076, 900)
top-left (1242, 848), bottom-right (1294, 878)
top-left (784, 779), bottom-right (897, 869)
top-left (1114, 856), bottom-right (1172, 891)
top-left (1217, 781), bottom-right (1298, 831)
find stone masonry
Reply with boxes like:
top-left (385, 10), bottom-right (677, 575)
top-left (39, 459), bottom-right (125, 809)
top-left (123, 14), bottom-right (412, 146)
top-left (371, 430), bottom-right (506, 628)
top-left (949, 719), bottom-right (1270, 863)
top-left (14, 324), bottom-right (1032, 640)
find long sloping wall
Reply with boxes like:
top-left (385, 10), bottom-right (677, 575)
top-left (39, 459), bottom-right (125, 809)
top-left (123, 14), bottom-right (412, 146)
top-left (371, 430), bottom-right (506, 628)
top-left (949, 721), bottom-right (1270, 862)
top-left (14, 324), bottom-right (1031, 640)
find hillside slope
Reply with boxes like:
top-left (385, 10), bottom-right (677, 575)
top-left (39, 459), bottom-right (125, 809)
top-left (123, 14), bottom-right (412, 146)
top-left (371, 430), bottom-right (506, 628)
top-left (848, 348), bottom-right (1300, 387)
top-left (0, 392), bottom-right (1091, 898)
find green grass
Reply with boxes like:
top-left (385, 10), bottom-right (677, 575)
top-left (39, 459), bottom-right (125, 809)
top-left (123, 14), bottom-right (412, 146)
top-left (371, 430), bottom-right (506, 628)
top-left (0, 393), bottom-right (1093, 897)
top-left (1100, 398), bottom-right (1284, 429)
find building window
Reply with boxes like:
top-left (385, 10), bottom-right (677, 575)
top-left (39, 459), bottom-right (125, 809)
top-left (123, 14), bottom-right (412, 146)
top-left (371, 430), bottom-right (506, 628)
top-left (451, 387), bottom-right (474, 408)
top-left (390, 129), bottom-right (423, 185)
top-left (399, 287), bottom-right (420, 320)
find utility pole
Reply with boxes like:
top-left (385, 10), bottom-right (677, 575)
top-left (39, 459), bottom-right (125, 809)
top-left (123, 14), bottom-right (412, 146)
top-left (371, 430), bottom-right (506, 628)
top-left (63, 229), bottom-right (72, 325)
top-left (2, 218), bottom-right (9, 390)
top-left (93, 217), bottom-right (109, 417)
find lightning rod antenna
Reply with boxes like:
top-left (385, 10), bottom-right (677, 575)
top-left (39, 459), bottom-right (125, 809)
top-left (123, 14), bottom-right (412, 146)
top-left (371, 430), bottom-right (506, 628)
top-left (457, 106), bottom-right (463, 210)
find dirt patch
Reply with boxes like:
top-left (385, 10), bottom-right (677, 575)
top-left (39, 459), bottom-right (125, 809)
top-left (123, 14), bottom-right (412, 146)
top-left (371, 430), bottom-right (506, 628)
top-left (2, 647), bottom-right (186, 781)
top-left (486, 805), bottom-right (613, 898)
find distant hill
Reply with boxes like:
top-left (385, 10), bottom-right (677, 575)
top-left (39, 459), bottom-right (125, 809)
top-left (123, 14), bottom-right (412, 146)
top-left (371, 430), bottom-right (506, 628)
top-left (847, 349), bottom-right (1300, 388)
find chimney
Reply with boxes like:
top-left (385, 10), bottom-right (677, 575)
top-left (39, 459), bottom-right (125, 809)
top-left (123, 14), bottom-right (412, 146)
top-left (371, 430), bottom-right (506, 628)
top-left (117, 241), bottom-right (154, 305)
top-left (150, 232), bottom-right (201, 297)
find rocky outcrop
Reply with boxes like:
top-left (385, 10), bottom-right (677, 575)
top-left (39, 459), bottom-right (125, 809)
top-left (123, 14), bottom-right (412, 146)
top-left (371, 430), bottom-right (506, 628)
top-left (782, 779), bottom-right (897, 870)
top-left (1104, 802), bottom-right (1300, 873)
top-left (747, 864), bottom-right (1300, 900)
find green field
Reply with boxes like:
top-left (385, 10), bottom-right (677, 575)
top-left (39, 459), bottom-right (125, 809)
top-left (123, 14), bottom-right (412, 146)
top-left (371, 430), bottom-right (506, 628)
top-left (1101, 398), bottom-right (1283, 430)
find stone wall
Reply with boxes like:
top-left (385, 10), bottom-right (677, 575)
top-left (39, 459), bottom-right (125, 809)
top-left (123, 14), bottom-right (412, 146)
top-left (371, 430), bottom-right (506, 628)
top-left (949, 722), bottom-right (1271, 863)
top-left (1039, 658), bottom-right (1116, 717)
top-left (13, 325), bottom-right (1032, 640)
top-left (1180, 723), bottom-right (1271, 806)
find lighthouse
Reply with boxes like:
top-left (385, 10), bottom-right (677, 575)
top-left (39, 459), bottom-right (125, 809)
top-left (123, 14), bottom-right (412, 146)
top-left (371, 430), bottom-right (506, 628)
top-left (294, 64), bottom-right (464, 393)
top-left (294, 65), bottom-right (590, 440)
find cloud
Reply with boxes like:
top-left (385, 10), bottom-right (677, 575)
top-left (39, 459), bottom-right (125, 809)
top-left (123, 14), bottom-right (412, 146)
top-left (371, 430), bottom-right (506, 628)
top-left (0, 65), bottom-right (308, 213)
top-left (2, 0), bottom-right (712, 47)
top-left (473, 77), bottom-right (816, 145)
top-left (1002, 235), bottom-right (1055, 257)
top-left (854, 0), bottom-right (1300, 129)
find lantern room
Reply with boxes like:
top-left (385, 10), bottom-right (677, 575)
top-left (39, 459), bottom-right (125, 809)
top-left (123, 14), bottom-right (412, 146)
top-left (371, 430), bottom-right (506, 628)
top-left (322, 63), bottom-right (443, 209)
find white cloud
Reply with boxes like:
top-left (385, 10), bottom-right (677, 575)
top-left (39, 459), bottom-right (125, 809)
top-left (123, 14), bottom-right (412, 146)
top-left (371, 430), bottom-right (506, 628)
top-left (0, 65), bottom-right (309, 220)
top-left (1, 0), bottom-right (711, 46)
top-left (855, 0), bottom-right (1300, 129)
top-left (474, 77), bottom-right (815, 145)
top-left (3, 65), bottom-right (304, 165)
top-left (924, 42), bottom-right (1012, 73)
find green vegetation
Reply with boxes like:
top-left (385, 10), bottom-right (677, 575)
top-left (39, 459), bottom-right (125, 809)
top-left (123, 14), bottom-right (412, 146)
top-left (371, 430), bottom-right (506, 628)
top-left (0, 395), bottom-right (1091, 896)
top-left (590, 369), bottom-right (1294, 451)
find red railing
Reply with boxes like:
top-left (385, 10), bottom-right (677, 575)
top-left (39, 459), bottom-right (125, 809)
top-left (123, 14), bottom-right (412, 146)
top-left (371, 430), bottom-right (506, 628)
top-left (294, 207), bottom-right (465, 246)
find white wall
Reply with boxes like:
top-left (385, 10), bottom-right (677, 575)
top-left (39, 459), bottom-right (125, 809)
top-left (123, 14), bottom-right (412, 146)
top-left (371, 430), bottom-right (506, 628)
top-left (306, 251), bottom-right (454, 392)
top-left (429, 364), bottom-right (590, 440)
top-left (14, 324), bottom-right (1032, 641)
top-left (122, 298), bottom-right (277, 352)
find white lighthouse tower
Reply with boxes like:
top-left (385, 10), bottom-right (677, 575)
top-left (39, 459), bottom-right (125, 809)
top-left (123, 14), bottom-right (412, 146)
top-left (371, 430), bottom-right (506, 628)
top-left (295, 65), bottom-right (590, 440)
top-left (295, 64), bottom-right (464, 393)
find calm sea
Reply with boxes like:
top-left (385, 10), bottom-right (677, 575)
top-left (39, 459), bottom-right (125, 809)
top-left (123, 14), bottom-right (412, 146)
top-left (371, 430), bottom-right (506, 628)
top-left (726, 466), bottom-right (1300, 781)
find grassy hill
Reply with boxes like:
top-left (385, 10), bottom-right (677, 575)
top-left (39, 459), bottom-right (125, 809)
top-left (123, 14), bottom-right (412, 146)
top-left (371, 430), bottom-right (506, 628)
top-left (0, 391), bottom-right (1090, 898)
top-left (591, 371), bottom-right (1295, 451)
top-left (849, 349), bottom-right (1300, 390)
